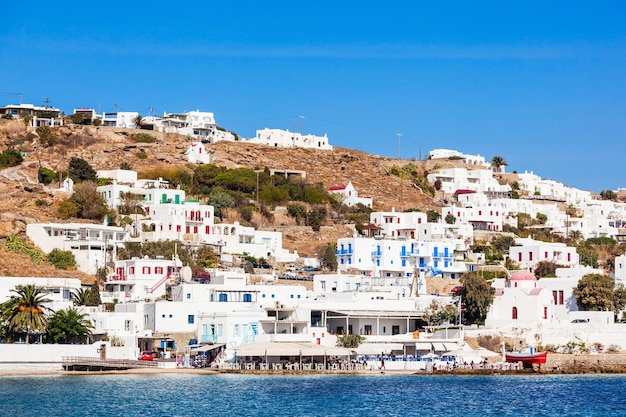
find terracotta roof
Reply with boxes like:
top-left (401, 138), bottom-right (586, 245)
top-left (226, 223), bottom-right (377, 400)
top-left (329, 185), bottom-right (346, 191)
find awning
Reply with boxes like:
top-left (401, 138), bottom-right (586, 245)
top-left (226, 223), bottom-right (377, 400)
top-left (415, 342), bottom-right (432, 350)
top-left (193, 344), bottom-right (225, 353)
top-left (432, 343), bottom-right (447, 351)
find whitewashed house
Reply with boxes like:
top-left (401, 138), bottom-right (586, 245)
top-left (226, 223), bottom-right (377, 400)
top-left (427, 168), bottom-right (511, 199)
top-left (26, 223), bottom-right (127, 275)
top-left (427, 149), bottom-right (489, 167)
top-left (328, 182), bottom-right (372, 208)
top-left (0, 277), bottom-right (80, 313)
top-left (508, 238), bottom-right (579, 271)
top-left (185, 141), bottom-right (211, 164)
top-left (247, 128), bottom-right (332, 150)
top-left (101, 111), bottom-right (139, 128)
top-left (103, 256), bottom-right (182, 302)
top-left (442, 204), bottom-right (503, 232)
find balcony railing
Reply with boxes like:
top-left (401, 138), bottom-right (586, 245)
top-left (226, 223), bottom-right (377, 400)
top-left (335, 249), bottom-right (353, 255)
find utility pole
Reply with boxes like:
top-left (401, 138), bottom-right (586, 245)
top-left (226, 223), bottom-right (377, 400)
top-left (299, 115), bottom-right (305, 136)
top-left (397, 133), bottom-right (403, 209)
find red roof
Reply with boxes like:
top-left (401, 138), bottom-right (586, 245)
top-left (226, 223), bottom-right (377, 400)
top-left (509, 271), bottom-right (537, 281)
top-left (454, 189), bottom-right (476, 195)
top-left (329, 185), bottom-right (346, 191)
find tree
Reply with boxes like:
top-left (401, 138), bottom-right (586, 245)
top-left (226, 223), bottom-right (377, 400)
top-left (321, 242), bottom-right (338, 271)
top-left (38, 166), bottom-right (58, 184)
top-left (69, 182), bottom-right (109, 220)
top-left (490, 156), bottom-right (508, 172)
top-left (444, 213), bottom-right (456, 224)
top-left (433, 179), bottom-right (442, 191)
top-left (0, 284), bottom-right (52, 343)
top-left (423, 300), bottom-right (459, 326)
top-left (71, 288), bottom-right (91, 306)
top-left (133, 115), bottom-right (144, 129)
top-left (286, 203), bottom-right (307, 225)
top-left (458, 272), bottom-right (495, 325)
top-left (573, 274), bottom-right (626, 315)
top-left (207, 187), bottom-right (235, 218)
top-left (600, 190), bottom-right (617, 201)
top-left (426, 210), bottom-right (440, 223)
top-left (85, 281), bottom-right (102, 307)
top-left (68, 157), bottom-right (97, 183)
top-left (36, 125), bottom-right (58, 147)
top-left (337, 334), bottom-right (365, 348)
top-left (306, 206), bottom-right (327, 232)
top-left (46, 308), bottom-right (93, 344)
top-left (534, 261), bottom-right (558, 278)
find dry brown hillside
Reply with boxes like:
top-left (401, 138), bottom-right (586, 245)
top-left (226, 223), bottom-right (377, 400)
top-left (0, 122), bottom-right (503, 277)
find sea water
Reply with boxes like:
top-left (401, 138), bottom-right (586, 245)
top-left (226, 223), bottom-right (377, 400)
top-left (1, 373), bottom-right (625, 416)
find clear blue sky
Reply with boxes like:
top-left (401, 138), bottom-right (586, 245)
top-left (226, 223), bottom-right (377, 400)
top-left (2, 2), bottom-right (624, 192)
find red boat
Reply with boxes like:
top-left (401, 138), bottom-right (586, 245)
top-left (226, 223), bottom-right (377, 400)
top-left (505, 351), bottom-right (548, 365)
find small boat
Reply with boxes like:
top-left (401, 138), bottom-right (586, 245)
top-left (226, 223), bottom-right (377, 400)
top-left (505, 350), bottom-right (548, 365)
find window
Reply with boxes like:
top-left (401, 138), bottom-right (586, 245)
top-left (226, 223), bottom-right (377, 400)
top-left (559, 290), bottom-right (564, 305)
top-left (543, 307), bottom-right (548, 320)
top-left (142, 266), bottom-right (151, 274)
top-left (518, 253), bottom-right (522, 262)
top-left (512, 307), bottom-right (518, 320)
top-left (155, 267), bottom-right (164, 274)
top-left (320, 281), bottom-right (326, 291)
top-left (243, 293), bottom-right (252, 302)
top-left (188, 315), bottom-right (194, 324)
top-left (234, 324), bottom-right (240, 337)
top-left (186, 293), bottom-right (191, 299)
top-left (529, 252), bottom-right (533, 261)
top-left (218, 293), bottom-right (228, 302)
top-left (205, 225), bottom-right (210, 234)
top-left (124, 320), bottom-right (131, 331)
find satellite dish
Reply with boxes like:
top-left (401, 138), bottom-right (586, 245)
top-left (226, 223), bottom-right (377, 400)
top-left (181, 266), bottom-right (192, 282)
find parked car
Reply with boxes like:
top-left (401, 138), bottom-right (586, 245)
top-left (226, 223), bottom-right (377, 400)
top-left (450, 286), bottom-right (463, 294)
top-left (301, 266), bottom-right (316, 272)
top-left (140, 351), bottom-right (154, 361)
top-left (571, 318), bottom-right (590, 323)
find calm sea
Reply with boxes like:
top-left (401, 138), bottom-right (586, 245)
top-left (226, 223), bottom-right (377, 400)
top-left (1, 373), bottom-right (625, 416)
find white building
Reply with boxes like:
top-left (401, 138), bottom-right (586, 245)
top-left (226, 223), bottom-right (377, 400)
top-left (247, 128), bottom-right (332, 150)
top-left (335, 236), bottom-right (467, 281)
top-left (517, 171), bottom-right (593, 205)
top-left (26, 223), bottom-right (127, 275)
top-left (616, 252), bottom-right (626, 285)
top-left (427, 168), bottom-right (511, 199)
top-left (101, 111), bottom-right (139, 128)
top-left (328, 182), bottom-right (372, 208)
top-left (185, 141), bottom-right (211, 164)
top-left (103, 256), bottom-right (183, 302)
top-left (508, 238), bottom-right (579, 271)
top-left (427, 149), bottom-right (489, 168)
top-left (442, 204), bottom-right (503, 232)
top-left (370, 209), bottom-right (427, 239)
top-left (0, 103), bottom-right (63, 127)
top-left (151, 110), bottom-right (237, 142)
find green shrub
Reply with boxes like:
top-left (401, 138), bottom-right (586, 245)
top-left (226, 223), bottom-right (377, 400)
top-left (3, 234), bottom-right (46, 263)
top-left (38, 166), bottom-right (58, 184)
top-left (47, 248), bottom-right (76, 269)
top-left (57, 200), bottom-right (80, 219)
top-left (0, 148), bottom-right (23, 168)
top-left (135, 151), bottom-right (147, 159)
top-left (133, 133), bottom-right (156, 143)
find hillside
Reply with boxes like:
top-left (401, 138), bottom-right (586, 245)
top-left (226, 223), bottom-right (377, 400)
top-left (0, 122), bottom-right (493, 277)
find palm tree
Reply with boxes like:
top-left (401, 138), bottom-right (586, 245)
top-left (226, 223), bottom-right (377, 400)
top-left (490, 156), bottom-right (508, 172)
top-left (71, 287), bottom-right (91, 306)
top-left (1, 284), bottom-right (52, 343)
top-left (47, 308), bottom-right (93, 344)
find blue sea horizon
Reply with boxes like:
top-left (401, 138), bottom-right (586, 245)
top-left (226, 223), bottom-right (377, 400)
top-left (1, 373), bottom-right (623, 416)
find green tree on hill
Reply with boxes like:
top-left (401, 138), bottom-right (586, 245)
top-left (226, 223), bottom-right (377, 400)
top-left (68, 157), bottom-right (97, 183)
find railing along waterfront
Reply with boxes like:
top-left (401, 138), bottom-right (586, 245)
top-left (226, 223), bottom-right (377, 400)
top-left (62, 356), bottom-right (159, 371)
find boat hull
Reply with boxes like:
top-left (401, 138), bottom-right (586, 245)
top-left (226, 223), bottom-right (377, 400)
top-left (505, 351), bottom-right (548, 365)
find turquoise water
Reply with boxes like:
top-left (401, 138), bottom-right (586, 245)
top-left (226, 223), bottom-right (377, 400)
top-left (1, 374), bottom-right (625, 416)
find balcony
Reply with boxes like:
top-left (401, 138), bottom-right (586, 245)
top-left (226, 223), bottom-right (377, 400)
top-left (371, 251), bottom-right (382, 258)
top-left (335, 249), bottom-right (353, 255)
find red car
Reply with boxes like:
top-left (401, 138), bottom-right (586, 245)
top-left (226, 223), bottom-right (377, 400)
top-left (140, 351), bottom-right (154, 361)
top-left (451, 286), bottom-right (463, 294)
